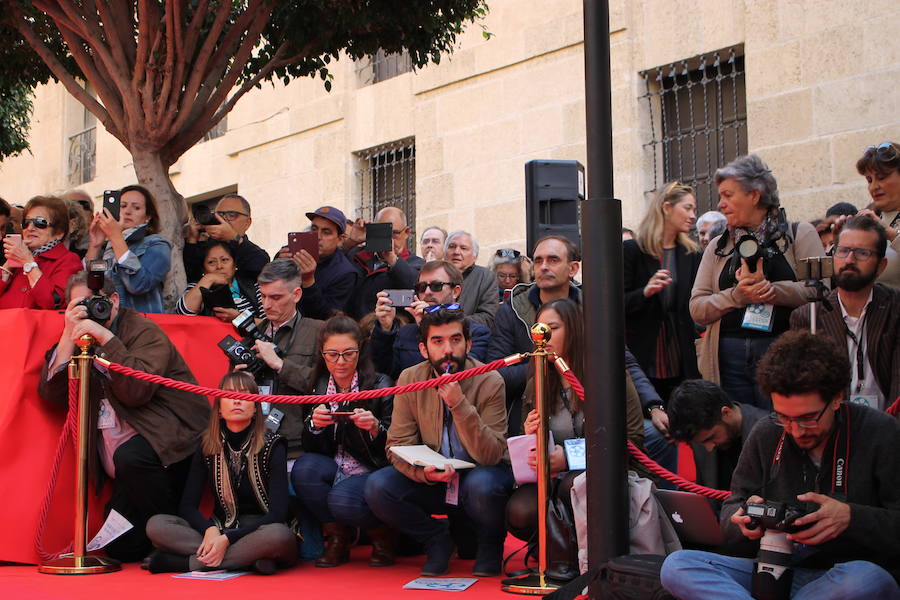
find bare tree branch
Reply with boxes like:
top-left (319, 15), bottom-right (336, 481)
top-left (103, 0), bottom-right (137, 67)
top-left (93, 0), bottom-right (131, 73)
top-left (132, 0), bottom-right (156, 88)
top-left (153, 2), bottom-right (178, 126)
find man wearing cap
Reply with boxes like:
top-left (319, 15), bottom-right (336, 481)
top-left (292, 206), bottom-right (360, 320)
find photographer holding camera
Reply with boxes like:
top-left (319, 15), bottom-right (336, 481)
top-left (661, 331), bottom-right (900, 600)
top-left (40, 270), bottom-right (210, 561)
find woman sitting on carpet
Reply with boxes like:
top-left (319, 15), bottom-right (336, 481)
top-left (144, 372), bottom-right (297, 574)
top-left (290, 314), bottom-right (395, 568)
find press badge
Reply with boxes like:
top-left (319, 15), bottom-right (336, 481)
top-left (97, 398), bottom-right (116, 429)
top-left (445, 472), bottom-right (460, 506)
top-left (850, 394), bottom-right (878, 409)
top-left (742, 303), bottom-right (775, 332)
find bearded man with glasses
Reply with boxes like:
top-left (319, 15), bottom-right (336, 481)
top-left (790, 215), bottom-right (900, 411)
top-left (661, 330), bottom-right (900, 600)
top-left (369, 260), bottom-right (492, 379)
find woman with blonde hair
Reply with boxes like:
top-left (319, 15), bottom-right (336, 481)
top-left (145, 371), bottom-right (297, 575)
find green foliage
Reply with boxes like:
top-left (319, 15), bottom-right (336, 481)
top-left (0, 81), bottom-right (34, 159)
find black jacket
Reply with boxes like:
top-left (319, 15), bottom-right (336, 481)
top-left (299, 249), bottom-right (360, 320)
top-left (301, 372), bottom-right (394, 470)
top-left (721, 403), bottom-right (900, 582)
top-left (183, 237), bottom-right (270, 284)
top-left (345, 248), bottom-right (424, 320)
top-left (623, 239), bottom-right (702, 379)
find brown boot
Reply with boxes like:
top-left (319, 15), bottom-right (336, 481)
top-left (367, 525), bottom-right (396, 567)
top-left (316, 522), bottom-right (351, 567)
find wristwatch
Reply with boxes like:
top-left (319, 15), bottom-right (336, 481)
top-left (23, 261), bottom-right (38, 274)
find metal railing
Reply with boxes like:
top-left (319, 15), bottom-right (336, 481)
top-left (640, 47), bottom-right (747, 213)
top-left (67, 127), bottom-right (96, 186)
top-left (356, 49), bottom-right (413, 86)
top-left (354, 138), bottom-right (417, 252)
top-left (201, 115), bottom-right (227, 142)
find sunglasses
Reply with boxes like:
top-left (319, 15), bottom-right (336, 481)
top-left (495, 248), bottom-right (521, 259)
top-left (865, 141), bottom-right (898, 160)
top-left (424, 302), bottom-right (461, 314)
top-left (23, 217), bottom-right (53, 230)
top-left (414, 281), bottom-right (452, 294)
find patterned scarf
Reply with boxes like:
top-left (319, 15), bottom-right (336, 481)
top-left (31, 237), bottom-right (61, 258)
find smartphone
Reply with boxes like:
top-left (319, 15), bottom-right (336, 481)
top-left (330, 411), bottom-right (355, 423)
top-left (385, 289), bottom-right (415, 307)
top-left (287, 231), bottom-right (319, 263)
top-left (502, 288), bottom-right (513, 303)
top-left (4, 233), bottom-right (22, 267)
top-left (365, 222), bottom-right (393, 254)
top-left (102, 190), bottom-right (121, 221)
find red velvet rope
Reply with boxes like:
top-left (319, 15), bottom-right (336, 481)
top-left (34, 376), bottom-right (78, 561)
top-left (556, 365), bottom-right (732, 501)
top-left (97, 355), bottom-right (522, 404)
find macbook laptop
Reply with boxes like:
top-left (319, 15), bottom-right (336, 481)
top-left (655, 488), bottom-right (727, 547)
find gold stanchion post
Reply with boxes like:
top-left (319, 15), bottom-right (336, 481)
top-left (39, 335), bottom-right (120, 575)
top-left (501, 323), bottom-right (561, 595)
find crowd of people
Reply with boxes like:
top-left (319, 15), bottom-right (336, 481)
top-left (2, 142), bottom-right (899, 596)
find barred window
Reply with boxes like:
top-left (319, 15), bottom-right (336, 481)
top-left (354, 139), bottom-right (416, 252)
top-left (356, 49), bottom-right (413, 86)
top-left (201, 115), bottom-right (227, 142)
top-left (641, 47), bottom-right (747, 213)
top-left (67, 126), bottom-right (96, 186)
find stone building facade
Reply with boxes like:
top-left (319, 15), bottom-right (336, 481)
top-left (1, 0), bottom-right (898, 264)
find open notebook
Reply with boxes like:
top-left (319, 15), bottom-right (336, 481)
top-left (389, 445), bottom-right (475, 470)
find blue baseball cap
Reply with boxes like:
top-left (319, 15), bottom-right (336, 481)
top-left (305, 206), bottom-right (347, 234)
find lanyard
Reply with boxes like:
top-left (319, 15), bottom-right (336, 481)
top-left (771, 403), bottom-right (850, 497)
top-left (843, 314), bottom-right (867, 394)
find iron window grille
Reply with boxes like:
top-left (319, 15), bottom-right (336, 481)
top-left (640, 46), bottom-right (747, 213)
top-left (356, 49), bottom-right (413, 86)
top-left (67, 126), bottom-right (96, 185)
top-left (201, 116), bottom-right (228, 142)
top-left (354, 139), bottom-right (416, 252)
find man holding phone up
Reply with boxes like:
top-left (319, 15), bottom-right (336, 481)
top-left (282, 206), bottom-right (359, 320)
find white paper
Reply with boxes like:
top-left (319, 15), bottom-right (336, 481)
top-left (389, 445), bottom-right (475, 470)
top-left (172, 570), bottom-right (248, 581)
top-left (86, 509), bottom-right (133, 551)
top-left (403, 577), bottom-right (478, 591)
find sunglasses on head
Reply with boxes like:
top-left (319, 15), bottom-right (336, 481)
top-left (414, 281), bottom-right (452, 294)
top-left (424, 302), bottom-right (461, 314)
top-left (495, 248), bottom-right (521, 259)
top-left (23, 217), bottom-right (53, 230)
top-left (865, 141), bottom-right (898, 160)
top-left (76, 200), bottom-right (92, 212)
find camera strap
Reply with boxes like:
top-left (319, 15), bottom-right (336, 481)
top-left (771, 403), bottom-right (850, 497)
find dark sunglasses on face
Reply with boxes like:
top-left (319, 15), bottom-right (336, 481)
top-left (414, 281), bottom-right (452, 294)
top-left (23, 217), bottom-right (53, 230)
top-left (425, 302), bottom-right (461, 314)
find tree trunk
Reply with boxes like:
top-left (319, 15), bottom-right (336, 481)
top-left (130, 148), bottom-right (187, 312)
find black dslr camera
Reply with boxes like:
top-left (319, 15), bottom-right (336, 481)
top-left (216, 310), bottom-right (282, 377)
top-left (743, 500), bottom-right (812, 600)
top-left (192, 204), bottom-right (220, 227)
top-left (79, 260), bottom-right (113, 323)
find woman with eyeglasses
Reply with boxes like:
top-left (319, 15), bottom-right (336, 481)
top-left (489, 248), bottom-right (532, 303)
top-left (290, 315), bottom-right (395, 568)
top-left (0, 196), bottom-right (84, 309)
top-left (175, 242), bottom-right (263, 322)
top-left (850, 141), bottom-right (900, 289)
top-left (85, 185), bottom-right (171, 313)
top-left (691, 155), bottom-right (824, 409)
top-left (144, 371), bottom-right (298, 575)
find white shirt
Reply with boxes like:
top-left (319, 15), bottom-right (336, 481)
top-left (838, 289), bottom-right (884, 410)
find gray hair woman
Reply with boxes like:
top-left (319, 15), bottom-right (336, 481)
top-left (689, 154), bottom-right (825, 409)
top-left (488, 248), bottom-right (532, 302)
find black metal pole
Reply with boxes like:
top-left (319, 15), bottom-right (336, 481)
top-left (582, 0), bottom-right (628, 593)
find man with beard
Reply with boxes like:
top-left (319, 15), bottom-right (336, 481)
top-left (667, 379), bottom-right (769, 492)
top-left (791, 215), bottom-right (900, 410)
top-left (661, 331), bottom-right (900, 599)
top-left (365, 305), bottom-right (512, 577)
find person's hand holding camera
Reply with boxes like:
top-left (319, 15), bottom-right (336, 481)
top-left (734, 258), bottom-right (776, 305)
top-left (2, 235), bottom-right (33, 270)
top-left (87, 213), bottom-right (108, 255)
top-left (204, 213), bottom-right (238, 242)
top-left (344, 218), bottom-right (367, 250)
top-left (252, 340), bottom-right (283, 372)
top-left (310, 404), bottom-right (335, 429)
top-left (184, 216), bottom-right (202, 244)
top-left (787, 492), bottom-right (850, 545)
top-left (95, 208), bottom-right (125, 243)
top-left (730, 494), bottom-right (766, 540)
top-left (374, 291), bottom-right (396, 331)
top-left (406, 298), bottom-right (430, 325)
top-left (350, 408), bottom-right (380, 437)
top-left (293, 250), bottom-right (317, 288)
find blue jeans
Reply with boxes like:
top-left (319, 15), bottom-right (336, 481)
top-left (718, 336), bottom-right (775, 410)
top-left (365, 465), bottom-right (515, 547)
top-left (290, 453), bottom-right (379, 529)
top-left (661, 550), bottom-right (900, 600)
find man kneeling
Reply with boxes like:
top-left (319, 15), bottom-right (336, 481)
top-left (661, 331), bottom-right (900, 599)
top-left (365, 304), bottom-right (513, 577)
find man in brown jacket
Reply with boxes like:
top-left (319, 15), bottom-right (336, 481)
top-left (365, 304), bottom-right (513, 577)
top-left (41, 271), bottom-right (210, 562)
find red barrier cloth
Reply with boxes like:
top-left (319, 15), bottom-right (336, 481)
top-left (0, 308), bottom-right (233, 564)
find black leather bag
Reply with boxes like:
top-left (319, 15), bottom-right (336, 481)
top-left (545, 554), bottom-right (674, 600)
top-left (545, 479), bottom-right (579, 582)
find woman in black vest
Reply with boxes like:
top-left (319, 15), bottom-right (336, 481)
top-left (144, 372), bottom-right (297, 574)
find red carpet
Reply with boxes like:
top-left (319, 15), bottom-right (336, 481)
top-left (1, 538), bottom-right (529, 600)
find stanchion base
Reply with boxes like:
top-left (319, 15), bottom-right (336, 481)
top-left (501, 572), bottom-right (563, 595)
top-left (38, 554), bottom-right (121, 575)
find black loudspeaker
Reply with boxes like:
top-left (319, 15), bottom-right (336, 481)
top-left (525, 159), bottom-right (584, 255)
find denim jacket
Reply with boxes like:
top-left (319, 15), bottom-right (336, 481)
top-left (104, 229), bottom-right (171, 313)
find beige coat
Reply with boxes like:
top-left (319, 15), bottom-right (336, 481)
top-left (387, 358), bottom-right (507, 483)
top-left (690, 222), bottom-right (825, 383)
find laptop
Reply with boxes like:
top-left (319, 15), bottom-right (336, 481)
top-left (655, 489), bottom-right (726, 547)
